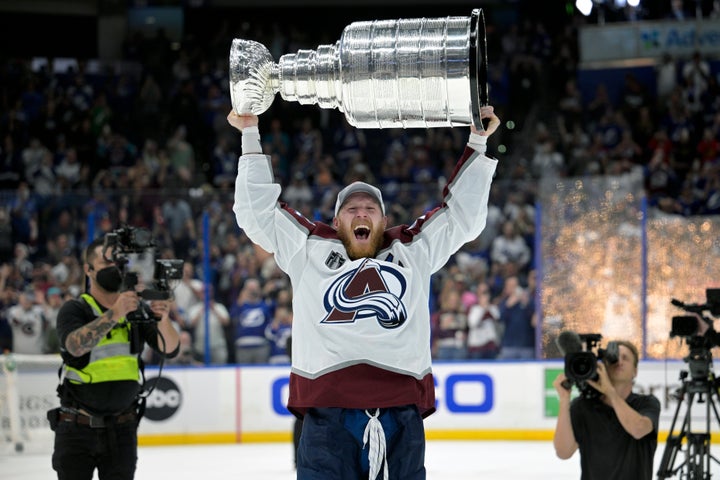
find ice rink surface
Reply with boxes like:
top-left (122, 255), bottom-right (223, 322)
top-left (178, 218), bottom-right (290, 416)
top-left (5, 439), bottom-right (717, 479)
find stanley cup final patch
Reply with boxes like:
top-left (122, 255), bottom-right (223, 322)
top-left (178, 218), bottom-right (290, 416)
top-left (325, 251), bottom-right (346, 270)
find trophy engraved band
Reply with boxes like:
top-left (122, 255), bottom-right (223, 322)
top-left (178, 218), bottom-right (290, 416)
top-left (230, 9), bottom-right (489, 129)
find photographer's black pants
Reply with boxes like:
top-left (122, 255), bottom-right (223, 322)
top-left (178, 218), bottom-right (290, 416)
top-left (52, 419), bottom-right (138, 480)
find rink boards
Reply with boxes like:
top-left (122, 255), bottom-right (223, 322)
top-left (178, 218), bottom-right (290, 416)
top-left (4, 360), bottom-right (720, 446)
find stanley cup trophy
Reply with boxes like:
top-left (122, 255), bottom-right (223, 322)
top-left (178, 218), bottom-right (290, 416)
top-left (229, 9), bottom-right (489, 129)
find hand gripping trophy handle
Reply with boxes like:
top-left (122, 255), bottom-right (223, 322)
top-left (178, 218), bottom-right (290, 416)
top-left (229, 9), bottom-right (489, 129)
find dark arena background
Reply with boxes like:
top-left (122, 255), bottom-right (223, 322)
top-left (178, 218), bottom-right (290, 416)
top-left (4, 1), bottom-right (720, 477)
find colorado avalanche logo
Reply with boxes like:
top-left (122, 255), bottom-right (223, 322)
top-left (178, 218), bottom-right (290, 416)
top-left (321, 259), bottom-right (407, 329)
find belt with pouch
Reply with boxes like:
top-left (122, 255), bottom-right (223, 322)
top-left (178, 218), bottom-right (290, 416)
top-left (58, 410), bottom-right (136, 428)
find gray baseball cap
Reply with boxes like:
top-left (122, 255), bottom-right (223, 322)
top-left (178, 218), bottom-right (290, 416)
top-left (334, 181), bottom-right (385, 216)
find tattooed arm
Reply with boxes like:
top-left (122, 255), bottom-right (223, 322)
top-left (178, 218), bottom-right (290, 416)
top-left (62, 291), bottom-right (140, 357)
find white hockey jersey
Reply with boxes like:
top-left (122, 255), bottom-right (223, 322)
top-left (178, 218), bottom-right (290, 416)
top-left (234, 130), bottom-right (497, 418)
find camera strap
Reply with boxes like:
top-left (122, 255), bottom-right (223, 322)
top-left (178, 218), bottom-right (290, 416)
top-left (134, 354), bottom-right (148, 425)
top-left (133, 325), bottom-right (169, 425)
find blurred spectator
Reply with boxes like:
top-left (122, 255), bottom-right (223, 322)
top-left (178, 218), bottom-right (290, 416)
top-left (703, 172), bottom-right (720, 214)
top-left (49, 249), bottom-right (83, 290)
top-left (187, 288), bottom-right (230, 365)
top-left (682, 51), bottom-right (712, 99)
top-left (668, 0), bottom-right (690, 20)
top-left (644, 147), bottom-right (680, 209)
top-left (431, 288), bottom-right (468, 360)
top-left (97, 129), bottom-right (138, 175)
top-left (609, 128), bottom-right (643, 171)
top-left (89, 91), bottom-right (113, 139)
top-left (46, 209), bottom-right (79, 256)
top-left (167, 330), bottom-right (203, 366)
top-left (531, 126), bottom-right (565, 178)
top-left (211, 135), bottom-right (238, 189)
top-left (466, 282), bottom-right (502, 359)
top-left (166, 124), bottom-right (196, 186)
top-left (656, 52), bottom-right (678, 109)
top-left (697, 126), bottom-right (720, 165)
top-left (137, 73), bottom-right (164, 139)
top-left (332, 116), bottom-right (367, 172)
top-left (585, 84), bottom-right (613, 133)
top-left (173, 261), bottom-right (204, 332)
top-left (557, 79), bottom-right (584, 132)
top-left (29, 148), bottom-right (58, 198)
top-left (490, 220), bottom-right (532, 273)
top-left (701, 77), bottom-right (720, 127)
top-left (266, 304), bottom-right (293, 364)
top-left (293, 116), bottom-right (323, 163)
top-left (10, 182), bottom-right (39, 247)
top-left (21, 137), bottom-right (48, 183)
top-left (0, 265), bottom-right (15, 351)
top-left (0, 134), bottom-right (22, 190)
top-left (620, 73), bottom-right (651, 127)
top-left (12, 242), bottom-right (34, 284)
top-left (0, 208), bottom-right (13, 263)
top-left (54, 147), bottom-right (84, 189)
top-left (41, 286), bottom-right (63, 353)
top-left (6, 289), bottom-right (48, 354)
top-left (671, 126), bottom-right (696, 184)
top-left (160, 194), bottom-right (196, 255)
top-left (283, 172), bottom-right (314, 206)
top-left (631, 106), bottom-right (657, 155)
top-left (230, 278), bottom-right (273, 364)
top-left (497, 276), bottom-right (535, 359)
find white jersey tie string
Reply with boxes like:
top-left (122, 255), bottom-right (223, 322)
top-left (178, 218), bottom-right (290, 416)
top-left (363, 409), bottom-right (388, 480)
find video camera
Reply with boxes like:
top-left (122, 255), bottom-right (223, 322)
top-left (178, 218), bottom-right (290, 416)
top-left (670, 288), bottom-right (720, 337)
top-left (557, 331), bottom-right (619, 399)
top-left (669, 288), bottom-right (720, 381)
top-left (103, 225), bottom-right (184, 323)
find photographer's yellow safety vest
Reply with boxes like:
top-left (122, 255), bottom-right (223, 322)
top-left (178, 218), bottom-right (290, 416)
top-left (63, 294), bottom-right (140, 384)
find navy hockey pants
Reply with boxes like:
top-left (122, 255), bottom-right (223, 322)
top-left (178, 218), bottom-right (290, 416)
top-left (296, 405), bottom-right (426, 480)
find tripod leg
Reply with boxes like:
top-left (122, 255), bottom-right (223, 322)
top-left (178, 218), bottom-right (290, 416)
top-left (687, 433), bottom-right (709, 480)
top-left (657, 435), bottom-right (683, 479)
top-left (708, 391), bottom-right (720, 466)
top-left (657, 389), bottom-right (691, 479)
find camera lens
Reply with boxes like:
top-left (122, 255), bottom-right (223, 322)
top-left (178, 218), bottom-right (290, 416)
top-left (566, 352), bottom-right (597, 381)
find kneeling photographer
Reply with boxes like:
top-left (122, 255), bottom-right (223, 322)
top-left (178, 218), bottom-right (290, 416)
top-left (552, 333), bottom-right (660, 480)
top-left (50, 229), bottom-right (181, 480)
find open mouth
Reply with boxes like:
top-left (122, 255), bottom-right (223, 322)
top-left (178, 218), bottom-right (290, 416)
top-left (353, 225), bottom-right (370, 240)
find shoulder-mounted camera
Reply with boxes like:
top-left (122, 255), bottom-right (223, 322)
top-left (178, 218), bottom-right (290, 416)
top-left (557, 331), bottom-right (619, 400)
top-left (103, 225), bottom-right (184, 323)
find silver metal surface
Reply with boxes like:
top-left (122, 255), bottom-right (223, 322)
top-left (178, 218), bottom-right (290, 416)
top-left (229, 9), bottom-right (488, 129)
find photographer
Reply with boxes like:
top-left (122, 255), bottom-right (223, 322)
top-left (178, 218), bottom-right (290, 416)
top-left (50, 235), bottom-right (180, 480)
top-left (552, 340), bottom-right (660, 480)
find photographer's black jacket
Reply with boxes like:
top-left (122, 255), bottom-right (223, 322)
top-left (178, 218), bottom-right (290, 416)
top-left (56, 295), bottom-right (178, 415)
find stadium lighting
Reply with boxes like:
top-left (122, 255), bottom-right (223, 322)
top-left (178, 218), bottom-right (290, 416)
top-left (577, 0), bottom-right (641, 16)
top-left (576, 0), bottom-right (593, 16)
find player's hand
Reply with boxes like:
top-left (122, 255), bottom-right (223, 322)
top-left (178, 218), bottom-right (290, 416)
top-left (227, 110), bottom-right (259, 131)
top-left (471, 105), bottom-right (500, 137)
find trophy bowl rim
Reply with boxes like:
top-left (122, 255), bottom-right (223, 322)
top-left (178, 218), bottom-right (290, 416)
top-left (469, 8), bottom-right (489, 131)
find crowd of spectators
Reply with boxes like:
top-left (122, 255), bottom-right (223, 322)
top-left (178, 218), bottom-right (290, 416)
top-left (1, 3), bottom-right (719, 363)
